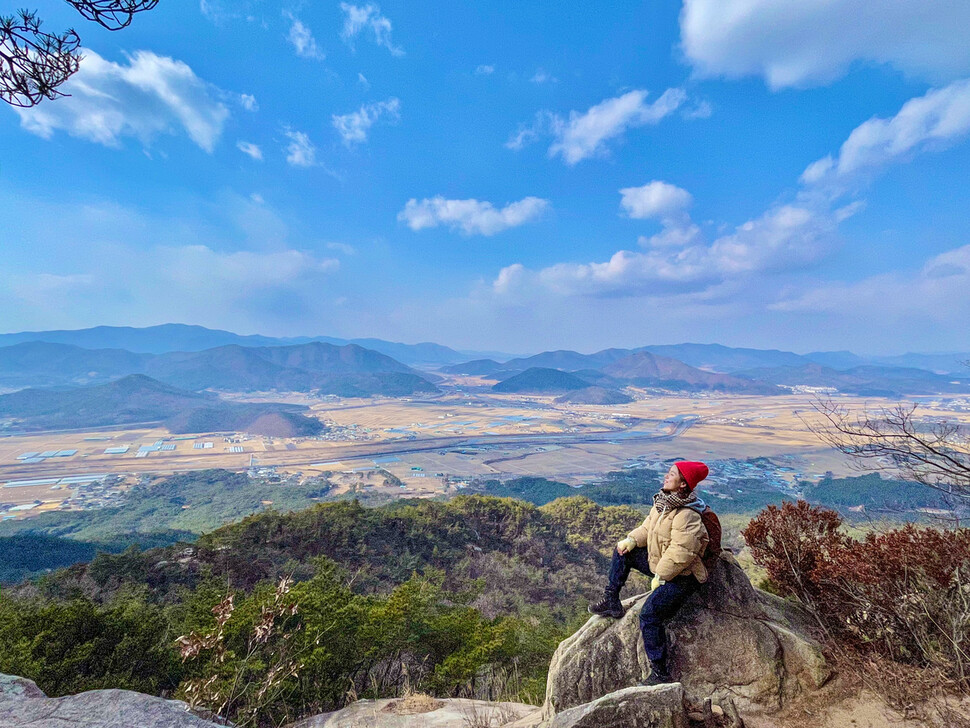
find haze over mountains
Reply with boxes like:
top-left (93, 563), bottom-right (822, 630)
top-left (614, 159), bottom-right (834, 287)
top-left (0, 374), bottom-right (323, 436)
top-left (0, 324), bottom-right (509, 366)
top-left (0, 324), bottom-right (967, 400)
top-left (0, 341), bottom-right (439, 396)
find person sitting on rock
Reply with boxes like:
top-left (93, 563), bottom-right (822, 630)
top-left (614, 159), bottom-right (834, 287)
top-left (587, 460), bottom-right (710, 686)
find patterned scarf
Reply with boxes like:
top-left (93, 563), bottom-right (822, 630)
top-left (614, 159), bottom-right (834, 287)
top-left (653, 489), bottom-right (697, 515)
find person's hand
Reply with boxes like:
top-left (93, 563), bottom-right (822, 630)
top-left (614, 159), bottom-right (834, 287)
top-left (616, 536), bottom-right (636, 554)
top-left (650, 574), bottom-right (665, 591)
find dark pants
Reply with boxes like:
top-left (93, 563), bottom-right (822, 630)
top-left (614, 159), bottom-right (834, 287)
top-left (606, 548), bottom-right (700, 678)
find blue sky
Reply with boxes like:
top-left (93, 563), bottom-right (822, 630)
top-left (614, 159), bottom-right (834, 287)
top-left (2, 1), bottom-right (970, 355)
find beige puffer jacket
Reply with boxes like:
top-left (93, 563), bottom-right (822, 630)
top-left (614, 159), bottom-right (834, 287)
top-left (628, 503), bottom-right (709, 583)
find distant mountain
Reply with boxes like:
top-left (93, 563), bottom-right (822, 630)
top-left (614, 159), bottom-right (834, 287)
top-left (492, 367), bottom-right (592, 393)
top-left (438, 359), bottom-right (505, 375)
top-left (501, 348), bottom-right (632, 372)
top-left (735, 363), bottom-right (970, 396)
top-left (638, 343), bottom-right (809, 373)
top-left (0, 324), bottom-right (485, 367)
top-left (555, 386), bottom-right (634, 405)
top-left (0, 341), bottom-right (438, 397)
top-left (603, 352), bottom-right (783, 394)
top-left (344, 338), bottom-right (469, 366)
top-left (870, 352), bottom-right (970, 376)
top-left (252, 342), bottom-right (414, 375)
top-left (0, 324), bottom-right (307, 354)
top-left (0, 374), bottom-right (324, 435)
top-left (802, 350), bottom-right (870, 370)
top-left (0, 342), bottom-right (151, 387)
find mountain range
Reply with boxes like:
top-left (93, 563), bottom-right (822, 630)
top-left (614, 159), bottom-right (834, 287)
top-left (0, 341), bottom-right (439, 397)
top-left (0, 324), bottom-right (513, 366)
top-left (0, 374), bottom-right (324, 435)
top-left (1, 324), bottom-right (968, 398)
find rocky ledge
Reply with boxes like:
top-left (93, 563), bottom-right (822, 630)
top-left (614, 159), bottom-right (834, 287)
top-left (542, 554), bottom-right (830, 721)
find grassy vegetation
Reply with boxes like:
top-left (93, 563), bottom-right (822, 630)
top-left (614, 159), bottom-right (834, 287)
top-left (0, 490), bottom-right (649, 725)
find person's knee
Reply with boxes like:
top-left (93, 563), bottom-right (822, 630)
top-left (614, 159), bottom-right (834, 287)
top-left (639, 602), bottom-right (661, 628)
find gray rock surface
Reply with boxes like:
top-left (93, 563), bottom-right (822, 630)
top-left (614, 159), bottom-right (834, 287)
top-left (548, 685), bottom-right (688, 728)
top-left (286, 697), bottom-right (540, 727)
top-left (542, 555), bottom-right (829, 718)
top-left (0, 674), bottom-right (224, 728)
top-left (0, 673), bottom-right (46, 701)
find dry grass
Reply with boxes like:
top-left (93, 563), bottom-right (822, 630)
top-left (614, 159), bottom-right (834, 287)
top-left (380, 692), bottom-right (445, 715)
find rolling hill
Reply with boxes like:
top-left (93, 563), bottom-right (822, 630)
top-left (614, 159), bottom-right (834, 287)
top-left (0, 341), bottom-right (438, 396)
top-left (492, 367), bottom-right (592, 393)
top-left (0, 324), bottom-right (510, 366)
top-left (0, 374), bottom-right (324, 435)
top-left (734, 363), bottom-right (970, 396)
top-left (554, 386), bottom-right (634, 404)
top-left (602, 351), bottom-right (783, 394)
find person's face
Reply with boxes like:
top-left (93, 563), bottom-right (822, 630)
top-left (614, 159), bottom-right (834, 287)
top-left (662, 464), bottom-right (685, 492)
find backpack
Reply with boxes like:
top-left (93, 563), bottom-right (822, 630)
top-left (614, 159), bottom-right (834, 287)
top-left (699, 506), bottom-right (722, 572)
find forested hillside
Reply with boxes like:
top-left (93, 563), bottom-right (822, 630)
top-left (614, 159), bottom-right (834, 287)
top-left (0, 493), bottom-right (647, 725)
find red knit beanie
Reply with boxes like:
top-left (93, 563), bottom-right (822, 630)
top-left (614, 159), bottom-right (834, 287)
top-left (675, 461), bottom-right (709, 491)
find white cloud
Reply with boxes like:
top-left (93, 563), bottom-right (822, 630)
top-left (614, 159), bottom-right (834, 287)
top-left (284, 129), bottom-right (317, 167)
top-left (492, 201), bottom-right (838, 298)
top-left (476, 64), bottom-right (495, 76)
top-left (620, 181), bottom-right (693, 220)
top-left (530, 69), bottom-right (556, 84)
top-left (236, 141), bottom-right (263, 160)
top-left (340, 3), bottom-right (403, 56)
top-left (398, 196), bottom-right (550, 236)
top-left (14, 49), bottom-right (229, 152)
top-left (239, 93), bottom-right (258, 111)
top-left (802, 78), bottom-right (970, 183)
top-left (681, 99), bottom-right (713, 120)
top-left (326, 242), bottom-right (357, 255)
top-left (508, 89), bottom-right (686, 164)
top-left (357, 72), bottom-right (370, 88)
top-left (332, 97), bottom-right (400, 145)
top-left (680, 0), bottom-right (970, 89)
top-left (284, 12), bottom-right (325, 60)
top-left (769, 245), bottom-right (970, 334)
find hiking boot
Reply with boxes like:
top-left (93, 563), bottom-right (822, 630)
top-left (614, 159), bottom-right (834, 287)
top-left (587, 594), bottom-right (624, 618)
top-left (640, 667), bottom-right (675, 686)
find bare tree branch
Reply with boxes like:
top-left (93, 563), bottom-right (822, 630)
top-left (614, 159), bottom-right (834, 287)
top-left (64, 0), bottom-right (159, 31)
top-left (1, 1), bottom-right (160, 108)
top-left (0, 10), bottom-right (81, 107)
top-left (805, 396), bottom-right (970, 504)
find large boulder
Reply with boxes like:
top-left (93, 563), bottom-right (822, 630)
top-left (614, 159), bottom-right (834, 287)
top-left (543, 555), bottom-right (829, 719)
top-left (0, 674), bottom-right (223, 728)
top-left (287, 696), bottom-right (540, 727)
top-left (549, 685), bottom-right (688, 728)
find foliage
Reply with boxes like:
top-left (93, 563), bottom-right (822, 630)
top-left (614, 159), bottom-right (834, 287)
top-left (743, 501), bottom-right (970, 689)
top-left (808, 397), bottom-right (970, 507)
top-left (804, 472), bottom-right (947, 511)
top-left (0, 470), bottom-right (335, 543)
top-left (0, 493), bottom-right (648, 724)
top-left (1, 1), bottom-right (158, 107)
top-left (470, 476), bottom-right (575, 506)
top-left (176, 576), bottom-right (305, 727)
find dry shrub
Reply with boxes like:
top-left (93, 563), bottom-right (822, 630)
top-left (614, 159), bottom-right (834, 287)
top-left (175, 576), bottom-right (305, 727)
top-left (743, 502), bottom-right (970, 697)
top-left (381, 692), bottom-right (445, 714)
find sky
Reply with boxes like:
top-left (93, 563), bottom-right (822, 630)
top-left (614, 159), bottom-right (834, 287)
top-left (2, 1), bottom-right (970, 356)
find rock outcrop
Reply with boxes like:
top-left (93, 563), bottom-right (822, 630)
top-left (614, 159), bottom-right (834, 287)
top-left (542, 555), bottom-right (830, 720)
top-left (0, 673), bottom-right (222, 728)
top-left (548, 684), bottom-right (688, 728)
top-left (286, 697), bottom-right (540, 727)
